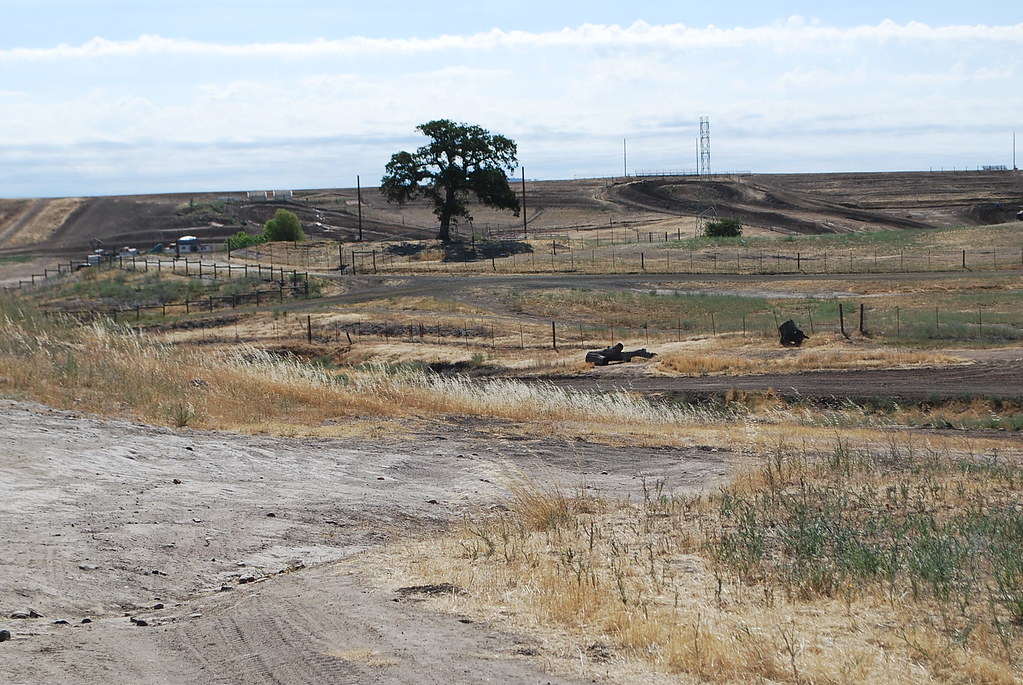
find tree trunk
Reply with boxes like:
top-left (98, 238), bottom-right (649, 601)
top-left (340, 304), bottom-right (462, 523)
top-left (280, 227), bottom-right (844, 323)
top-left (438, 187), bottom-right (457, 242)
top-left (585, 343), bottom-right (656, 365)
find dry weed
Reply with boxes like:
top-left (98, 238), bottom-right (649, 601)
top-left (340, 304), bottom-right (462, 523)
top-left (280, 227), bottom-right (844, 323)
top-left (372, 437), bottom-right (1023, 684)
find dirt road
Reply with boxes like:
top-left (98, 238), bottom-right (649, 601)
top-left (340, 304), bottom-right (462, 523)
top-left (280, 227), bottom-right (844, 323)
top-left (550, 351), bottom-right (1023, 403)
top-left (0, 401), bottom-right (728, 684)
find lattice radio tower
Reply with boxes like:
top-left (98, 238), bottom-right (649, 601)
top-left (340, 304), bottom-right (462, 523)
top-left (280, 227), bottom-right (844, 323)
top-left (696, 116), bottom-right (716, 237)
top-left (699, 116), bottom-right (711, 176)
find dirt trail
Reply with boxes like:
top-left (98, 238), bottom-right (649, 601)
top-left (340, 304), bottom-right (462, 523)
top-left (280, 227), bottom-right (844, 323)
top-left (549, 349), bottom-right (1023, 403)
top-left (0, 401), bottom-right (727, 684)
top-left (0, 200), bottom-right (48, 247)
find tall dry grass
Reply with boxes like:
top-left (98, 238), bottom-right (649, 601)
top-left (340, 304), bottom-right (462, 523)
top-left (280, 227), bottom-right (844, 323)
top-left (377, 439), bottom-right (1023, 684)
top-left (0, 296), bottom-right (717, 435)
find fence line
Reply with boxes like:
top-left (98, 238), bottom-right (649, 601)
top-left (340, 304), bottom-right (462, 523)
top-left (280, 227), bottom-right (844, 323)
top-left (3, 254), bottom-right (309, 294)
top-left (6, 243), bottom-right (1023, 294)
top-left (125, 303), bottom-right (1017, 350)
top-left (331, 244), bottom-right (1023, 277)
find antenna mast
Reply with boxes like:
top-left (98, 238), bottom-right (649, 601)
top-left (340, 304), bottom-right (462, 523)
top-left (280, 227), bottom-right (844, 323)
top-left (699, 116), bottom-right (711, 176)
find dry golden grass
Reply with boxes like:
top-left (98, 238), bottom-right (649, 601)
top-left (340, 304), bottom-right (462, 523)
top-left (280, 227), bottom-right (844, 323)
top-left (365, 438), bottom-right (1023, 684)
top-left (3, 294), bottom-right (1013, 454)
top-left (656, 336), bottom-right (961, 376)
top-left (0, 299), bottom-right (722, 439)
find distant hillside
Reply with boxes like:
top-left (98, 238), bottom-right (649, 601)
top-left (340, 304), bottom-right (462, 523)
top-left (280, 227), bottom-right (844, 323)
top-left (1, 171), bottom-right (1020, 259)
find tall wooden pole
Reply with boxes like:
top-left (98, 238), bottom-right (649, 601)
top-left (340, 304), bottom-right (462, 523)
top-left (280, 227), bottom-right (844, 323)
top-left (356, 175), bottom-right (363, 242)
top-left (521, 168), bottom-right (527, 238)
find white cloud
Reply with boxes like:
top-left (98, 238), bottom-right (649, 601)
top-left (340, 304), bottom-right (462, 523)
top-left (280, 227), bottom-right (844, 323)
top-left (2, 17), bottom-right (1021, 196)
top-left (2, 20), bottom-right (1022, 63)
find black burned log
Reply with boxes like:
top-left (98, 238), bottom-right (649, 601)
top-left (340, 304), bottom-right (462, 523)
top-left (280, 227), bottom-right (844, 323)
top-left (586, 342), bottom-right (657, 365)
top-left (779, 319), bottom-right (808, 347)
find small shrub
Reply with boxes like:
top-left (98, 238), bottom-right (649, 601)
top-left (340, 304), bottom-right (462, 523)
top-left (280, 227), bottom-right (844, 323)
top-left (704, 217), bottom-right (742, 237)
top-left (225, 230), bottom-right (267, 251)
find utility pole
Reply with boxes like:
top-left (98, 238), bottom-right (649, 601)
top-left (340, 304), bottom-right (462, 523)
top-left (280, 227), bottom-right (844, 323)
top-left (521, 168), bottom-right (527, 238)
top-left (623, 138), bottom-right (628, 178)
top-left (356, 175), bottom-right (363, 241)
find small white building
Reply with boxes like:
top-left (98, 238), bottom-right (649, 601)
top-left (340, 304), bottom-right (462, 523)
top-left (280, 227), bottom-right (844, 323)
top-left (246, 190), bottom-right (294, 201)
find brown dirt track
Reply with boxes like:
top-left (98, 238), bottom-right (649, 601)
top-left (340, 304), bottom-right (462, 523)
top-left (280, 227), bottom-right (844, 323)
top-left (550, 348), bottom-right (1023, 403)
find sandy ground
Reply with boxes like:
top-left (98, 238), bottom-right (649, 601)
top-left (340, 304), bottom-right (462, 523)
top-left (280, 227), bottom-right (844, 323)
top-left (0, 400), bottom-right (729, 684)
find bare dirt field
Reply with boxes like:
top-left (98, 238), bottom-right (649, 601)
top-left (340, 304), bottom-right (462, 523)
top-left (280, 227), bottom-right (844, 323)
top-left (0, 400), bottom-right (728, 684)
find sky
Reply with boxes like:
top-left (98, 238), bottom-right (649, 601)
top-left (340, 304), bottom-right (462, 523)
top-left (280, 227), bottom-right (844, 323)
top-left (1, 1), bottom-right (1021, 198)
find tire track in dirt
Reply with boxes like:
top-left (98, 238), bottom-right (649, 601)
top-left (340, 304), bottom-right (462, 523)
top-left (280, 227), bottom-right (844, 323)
top-left (549, 357), bottom-right (1023, 403)
top-left (5, 402), bottom-right (697, 683)
top-left (0, 200), bottom-right (48, 247)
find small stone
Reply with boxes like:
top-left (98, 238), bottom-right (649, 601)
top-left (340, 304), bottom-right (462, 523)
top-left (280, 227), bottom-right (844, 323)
top-left (151, 603), bottom-right (164, 610)
top-left (0, 629), bottom-right (11, 642)
top-left (53, 619), bottom-right (69, 625)
top-left (81, 617), bottom-right (92, 624)
top-left (265, 512), bottom-right (276, 518)
top-left (189, 613), bottom-right (202, 619)
top-left (130, 617), bottom-right (149, 627)
top-left (79, 564), bottom-right (99, 571)
top-left (172, 479), bottom-right (182, 485)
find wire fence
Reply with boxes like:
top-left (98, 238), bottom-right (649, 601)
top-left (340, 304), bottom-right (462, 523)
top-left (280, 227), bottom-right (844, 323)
top-left (249, 241), bottom-right (1023, 277)
top-left (3, 254), bottom-right (307, 293)
top-left (8, 255), bottom-right (313, 322)
top-left (7, 241), bottom-right (1023, 290)
top-left (176, 302), bottom-right (1023, 351)
top-left (6, 249), bottom-right (1021, 346)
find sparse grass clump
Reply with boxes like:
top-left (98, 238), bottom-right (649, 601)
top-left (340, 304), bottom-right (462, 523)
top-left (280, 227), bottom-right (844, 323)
top-left (388, 439), bottom-right (1023, 683)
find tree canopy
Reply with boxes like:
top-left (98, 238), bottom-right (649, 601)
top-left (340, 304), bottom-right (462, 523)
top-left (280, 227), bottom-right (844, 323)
top-left (380, 119), bottom-right (520, 242)
top-left (263, 208), bottom-right (305, 242)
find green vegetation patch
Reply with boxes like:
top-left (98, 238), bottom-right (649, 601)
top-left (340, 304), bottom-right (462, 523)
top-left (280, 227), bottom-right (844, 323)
top-left (703, 440), bottom-right (1023, 630)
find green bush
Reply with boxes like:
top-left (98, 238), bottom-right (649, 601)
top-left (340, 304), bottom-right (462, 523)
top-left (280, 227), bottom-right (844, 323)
top-left (263, 209), bottom-right (305, 242)
top-left (225, 230), bottom-right (267, 251)
top-left (704, 217), bottom-right (742, 237)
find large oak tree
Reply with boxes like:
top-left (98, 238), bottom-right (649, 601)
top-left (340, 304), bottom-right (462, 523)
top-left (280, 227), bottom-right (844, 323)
top-left (380, 119), bottom-right (520, 242)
